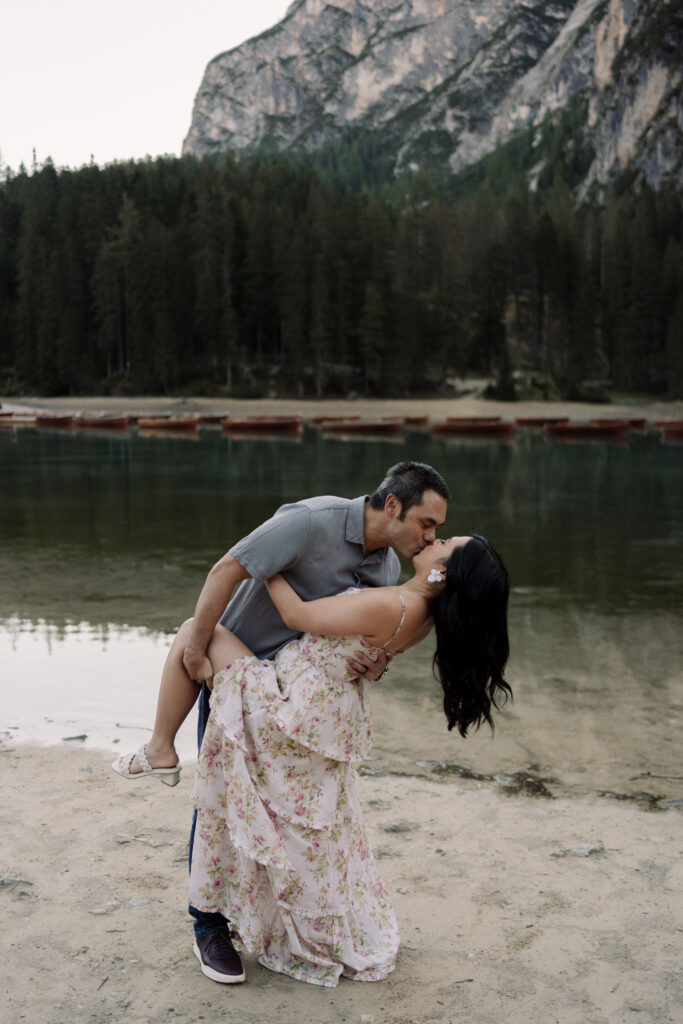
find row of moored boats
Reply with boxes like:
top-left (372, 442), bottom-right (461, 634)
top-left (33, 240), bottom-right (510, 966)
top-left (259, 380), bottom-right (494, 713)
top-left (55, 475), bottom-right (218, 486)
top-left (1, 411), bottom-right (682, 443)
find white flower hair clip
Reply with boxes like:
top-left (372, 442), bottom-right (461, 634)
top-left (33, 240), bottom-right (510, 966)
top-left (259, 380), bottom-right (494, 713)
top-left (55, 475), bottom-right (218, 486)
top-left (427, 568), bottom-right (443, 583)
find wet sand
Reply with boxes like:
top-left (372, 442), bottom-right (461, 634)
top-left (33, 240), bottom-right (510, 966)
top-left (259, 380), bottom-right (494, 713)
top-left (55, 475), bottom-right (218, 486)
top-left (2, 743), bottom-right (681, 1024)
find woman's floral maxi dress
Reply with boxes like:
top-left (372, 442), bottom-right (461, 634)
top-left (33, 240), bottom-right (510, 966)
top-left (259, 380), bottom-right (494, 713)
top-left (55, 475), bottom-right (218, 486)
top-left (188, 608), bottom-right (401, 987)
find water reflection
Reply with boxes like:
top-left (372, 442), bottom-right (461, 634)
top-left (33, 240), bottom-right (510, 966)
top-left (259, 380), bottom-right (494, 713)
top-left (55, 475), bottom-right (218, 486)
top-left (372, 601), bottom-right (683, 799)
top-left (2, 428), bottom-right (682, 615)
top-left (0, 619), bottom-right (196, 760)
top-left (1, 428), bottom-right (681, 798)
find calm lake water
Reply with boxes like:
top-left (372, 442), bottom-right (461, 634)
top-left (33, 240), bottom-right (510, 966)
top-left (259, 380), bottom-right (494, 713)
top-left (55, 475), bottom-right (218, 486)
top-left (1, 425), bottom-right (682, 803)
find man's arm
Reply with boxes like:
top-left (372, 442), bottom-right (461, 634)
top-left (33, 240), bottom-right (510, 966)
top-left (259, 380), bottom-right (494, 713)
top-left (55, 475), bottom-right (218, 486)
top-left (183, 553), bottom-right (250, 682)
top-left (182, 504), bottom-right (312, 680)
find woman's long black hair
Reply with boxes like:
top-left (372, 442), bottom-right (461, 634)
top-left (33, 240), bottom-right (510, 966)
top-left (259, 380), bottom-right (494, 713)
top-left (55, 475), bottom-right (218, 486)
top-left (432, 536), bottom-right (511, 737)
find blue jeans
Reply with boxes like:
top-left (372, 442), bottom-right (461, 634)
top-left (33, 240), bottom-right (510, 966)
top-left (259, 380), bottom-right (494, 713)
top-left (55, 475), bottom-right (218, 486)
top-left (188, 682), bottom-right (226, 938)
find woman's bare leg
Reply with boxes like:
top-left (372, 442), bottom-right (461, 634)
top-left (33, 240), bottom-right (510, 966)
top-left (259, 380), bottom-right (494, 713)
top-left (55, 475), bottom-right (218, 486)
top-left (207, 625), bottom-right (253, 683)
top-left (129, 620), bottom-right (253, 772)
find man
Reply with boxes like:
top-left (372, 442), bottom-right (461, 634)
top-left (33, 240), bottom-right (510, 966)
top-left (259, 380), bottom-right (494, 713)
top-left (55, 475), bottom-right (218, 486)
top-left (183, 460), bottom-right (449, 983)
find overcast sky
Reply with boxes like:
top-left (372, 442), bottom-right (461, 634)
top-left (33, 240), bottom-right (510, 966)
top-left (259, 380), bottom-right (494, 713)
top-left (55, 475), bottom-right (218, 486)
top-left (1, 0), bottom-right (292, 173)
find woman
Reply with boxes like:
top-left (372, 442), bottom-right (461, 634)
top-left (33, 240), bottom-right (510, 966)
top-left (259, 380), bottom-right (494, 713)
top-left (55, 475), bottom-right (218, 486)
top-left (182, 534), bottom-right (510, 987)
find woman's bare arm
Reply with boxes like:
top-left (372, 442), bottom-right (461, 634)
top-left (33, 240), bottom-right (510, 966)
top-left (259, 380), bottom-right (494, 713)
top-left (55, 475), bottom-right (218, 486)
top-left (266, 574), bottom-right (401, 643)
top-left (392, 617), bottom-right (434, 652)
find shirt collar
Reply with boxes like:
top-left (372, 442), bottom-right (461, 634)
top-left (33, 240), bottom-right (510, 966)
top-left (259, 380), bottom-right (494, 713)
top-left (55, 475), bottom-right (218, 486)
top-left (347, 495), bottom-right (388, 562)
top-left (346, 495), bottom-right (367, 545)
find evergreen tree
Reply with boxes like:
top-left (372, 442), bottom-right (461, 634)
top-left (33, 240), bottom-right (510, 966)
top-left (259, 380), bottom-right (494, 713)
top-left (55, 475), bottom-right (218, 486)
top-left (0, 153), bottom-right (680, 398)
top-left (359, 280), bottom-right (385, 391)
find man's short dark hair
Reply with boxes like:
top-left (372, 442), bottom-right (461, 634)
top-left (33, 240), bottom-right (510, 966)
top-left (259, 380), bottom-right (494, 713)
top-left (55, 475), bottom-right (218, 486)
top-left (369, 461), bottom-right (450, 519)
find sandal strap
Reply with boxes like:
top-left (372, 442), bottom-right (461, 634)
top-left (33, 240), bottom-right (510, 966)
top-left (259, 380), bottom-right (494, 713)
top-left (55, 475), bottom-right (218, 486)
top-left (136, 744), bottom-right (152, 773)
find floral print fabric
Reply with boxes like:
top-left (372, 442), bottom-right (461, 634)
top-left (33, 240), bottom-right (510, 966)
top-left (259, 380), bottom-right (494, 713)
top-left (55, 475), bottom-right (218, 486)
top-left (189, 624), bottom-right (400, 987)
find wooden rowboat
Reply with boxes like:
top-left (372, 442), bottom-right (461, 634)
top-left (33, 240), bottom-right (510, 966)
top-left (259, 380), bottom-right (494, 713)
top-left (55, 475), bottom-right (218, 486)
top-left (35, 415), bottom-right (73, 429)
top-left (590, 418), bottom-right (647, 431)
top-left (308, 415), bottom-right (361, 426)
top-left (446, 416), bottom-right (502, 424)
top-left (434, 420), bottom-right (515, 438)
top-left (223, 431), bottom-right (303, 443)
top-left (127, 413), bottom-right (168, 425)
top-left (221, 416), bottom-right (302, 434)
top-left (0, 414), bottom-right (36, 428)
top-left (196, 414), bottom-right (228, 426)
top-left (378, 415), bottom-right (430, 428)
top-left (75, 415), bottom-right (130, 430)
top-left (515, 417), bottom-right (569, 427)
top-left (137, 416), bottom-right (199, 431)
top-left (660, 424), bottom-right (683, 442)
top-left (546, 421), bottom-right (629, 441)
top-left (321, 418), bottom-right (404, 437)
top-left (653, 418), bottom-right (683, 429)
top-left (255, 415), bottom-right (304, 423)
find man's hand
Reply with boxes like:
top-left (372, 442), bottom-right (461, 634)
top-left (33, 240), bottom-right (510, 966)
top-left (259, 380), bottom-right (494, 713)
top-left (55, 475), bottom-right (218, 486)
top-left (183, 646), bottom-right (215, 686)
top-left (346, 648), bottom-right (392, 681)
top-left (182, 554), bottom-right (251, 686)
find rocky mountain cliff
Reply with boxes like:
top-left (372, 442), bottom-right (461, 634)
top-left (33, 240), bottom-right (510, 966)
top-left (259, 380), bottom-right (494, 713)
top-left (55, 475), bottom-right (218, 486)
top-left (182, 0), bottom-right (682, 193)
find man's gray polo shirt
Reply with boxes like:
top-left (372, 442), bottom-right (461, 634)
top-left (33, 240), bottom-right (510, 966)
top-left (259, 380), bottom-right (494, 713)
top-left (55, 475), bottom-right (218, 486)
top-left (220, 495), bottom-right (400, 659)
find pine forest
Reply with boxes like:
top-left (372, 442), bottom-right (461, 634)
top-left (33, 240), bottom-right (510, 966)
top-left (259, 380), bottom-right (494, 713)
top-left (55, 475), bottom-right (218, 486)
top-left (0, 151), bottom-right (681, 399)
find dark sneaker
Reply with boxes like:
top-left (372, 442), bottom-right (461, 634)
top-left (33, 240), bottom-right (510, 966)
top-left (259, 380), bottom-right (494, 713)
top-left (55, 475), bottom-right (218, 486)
top-left (193, 929), bottom-right (246, 984)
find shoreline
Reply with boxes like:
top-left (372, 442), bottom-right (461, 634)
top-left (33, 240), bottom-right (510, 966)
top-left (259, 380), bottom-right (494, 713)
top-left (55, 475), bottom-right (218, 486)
top-left (4, 392), bottom-right (683, 422)
top-left (4, 609), bottom-right (682, 808)
top-left (2, 743), bottom-right (681, 1023)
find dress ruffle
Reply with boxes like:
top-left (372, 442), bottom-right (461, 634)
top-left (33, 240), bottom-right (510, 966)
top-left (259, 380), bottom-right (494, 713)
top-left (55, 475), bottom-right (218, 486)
top-left (265, 638), bottom-right (374, 762)
top-left (189, 635), bottom-right (399, 987)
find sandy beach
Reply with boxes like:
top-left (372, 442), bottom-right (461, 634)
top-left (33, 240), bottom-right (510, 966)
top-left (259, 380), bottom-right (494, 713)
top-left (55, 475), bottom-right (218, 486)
top-left (2, 391), bottom-right (682, 1023)
top-left (2, 743), bottom-right (681, 1024)
top-left (3, 392), bottom-right (683, 423)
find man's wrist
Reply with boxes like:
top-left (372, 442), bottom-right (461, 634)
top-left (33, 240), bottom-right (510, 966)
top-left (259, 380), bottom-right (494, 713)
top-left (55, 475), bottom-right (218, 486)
top-left (184, 641), bottom-right (205, 663)
top-left (378, 652), bottom-right (393, 679)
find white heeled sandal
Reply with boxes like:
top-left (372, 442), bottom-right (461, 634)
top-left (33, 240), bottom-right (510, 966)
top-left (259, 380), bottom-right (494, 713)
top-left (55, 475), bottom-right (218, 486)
top-left (111, 744), bottom-right (182, 786)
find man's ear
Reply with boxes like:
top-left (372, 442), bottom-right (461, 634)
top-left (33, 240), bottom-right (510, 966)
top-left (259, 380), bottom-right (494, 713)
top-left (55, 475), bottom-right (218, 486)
top-left (385, 493), bottom-right (401, 519)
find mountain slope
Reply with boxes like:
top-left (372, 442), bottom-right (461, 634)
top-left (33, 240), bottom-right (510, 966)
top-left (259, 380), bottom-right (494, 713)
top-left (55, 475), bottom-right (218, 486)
top-left (182, 0), bottom-right (683, 193)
